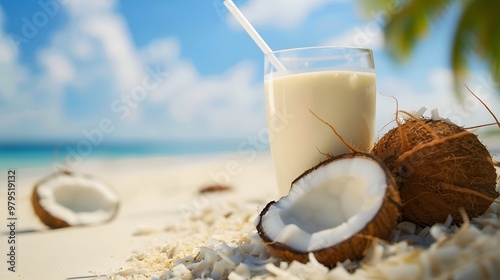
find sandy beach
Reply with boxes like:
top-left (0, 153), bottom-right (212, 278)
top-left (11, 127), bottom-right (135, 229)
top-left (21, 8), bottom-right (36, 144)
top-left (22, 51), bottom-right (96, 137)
top-left (0, 152), bottom-right (279, 279)
top-left (1, 133), bottom-right (499, 279)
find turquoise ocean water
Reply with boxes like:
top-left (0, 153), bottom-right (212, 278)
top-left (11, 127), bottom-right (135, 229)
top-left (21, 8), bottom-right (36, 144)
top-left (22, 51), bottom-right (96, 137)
top-left (1, 139), bottom-right (498, 170)
top-left (0, 140), bottom-right (252, 170)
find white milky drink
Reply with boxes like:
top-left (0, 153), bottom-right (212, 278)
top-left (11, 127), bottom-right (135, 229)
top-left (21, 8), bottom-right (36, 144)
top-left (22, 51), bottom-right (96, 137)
top-left (265, 70), bottom-right (376, 195)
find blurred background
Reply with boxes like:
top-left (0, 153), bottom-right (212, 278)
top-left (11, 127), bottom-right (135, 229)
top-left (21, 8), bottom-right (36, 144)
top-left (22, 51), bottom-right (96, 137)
top-left (1, 0), bottom-right (499, 168)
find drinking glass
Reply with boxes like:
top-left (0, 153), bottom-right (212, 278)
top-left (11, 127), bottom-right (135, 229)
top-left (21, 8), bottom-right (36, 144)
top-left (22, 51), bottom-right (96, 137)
top-left (264, 47), bottom-right (376, 196)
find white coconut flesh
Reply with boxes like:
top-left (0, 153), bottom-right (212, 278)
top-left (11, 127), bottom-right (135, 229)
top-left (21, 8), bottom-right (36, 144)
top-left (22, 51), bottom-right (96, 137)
top-left (261, 157), bottom-right (388, 252)
top-left (37, 174), bottom-right (119, 226)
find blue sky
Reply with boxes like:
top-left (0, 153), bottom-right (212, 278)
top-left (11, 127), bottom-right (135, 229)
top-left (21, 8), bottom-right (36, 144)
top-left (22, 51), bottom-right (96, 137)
top-left (0, 0), bottom-right (499, 146)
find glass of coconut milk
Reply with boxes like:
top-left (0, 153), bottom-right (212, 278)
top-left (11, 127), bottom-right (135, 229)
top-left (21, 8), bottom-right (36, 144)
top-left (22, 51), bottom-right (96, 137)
top-left (264, 47), bottom-right (376, 196)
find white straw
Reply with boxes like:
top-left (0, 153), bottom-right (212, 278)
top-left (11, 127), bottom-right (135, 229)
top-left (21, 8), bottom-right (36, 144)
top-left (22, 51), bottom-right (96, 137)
top-left (223, 0), bottom-right (286, 72)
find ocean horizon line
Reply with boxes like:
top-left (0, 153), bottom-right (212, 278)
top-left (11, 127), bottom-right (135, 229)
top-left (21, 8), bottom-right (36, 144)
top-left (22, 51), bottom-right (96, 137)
top-left (0, 139), bottom-right (270, 169)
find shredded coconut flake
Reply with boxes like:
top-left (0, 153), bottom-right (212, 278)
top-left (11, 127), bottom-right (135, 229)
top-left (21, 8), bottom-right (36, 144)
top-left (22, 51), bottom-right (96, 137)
top-left (404, 107), bottom-right (453, 124)
top-left (110, 197), bottom-right (500, 280)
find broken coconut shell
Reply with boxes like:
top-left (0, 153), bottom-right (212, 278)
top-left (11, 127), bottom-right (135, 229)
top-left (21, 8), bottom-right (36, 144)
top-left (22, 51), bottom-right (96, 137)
top-left (31, 170), bottom-right (120, 229)
top-left (371, 118), bottom-right (499, 226)
top-left (256, 153), bottom-right (401, 267)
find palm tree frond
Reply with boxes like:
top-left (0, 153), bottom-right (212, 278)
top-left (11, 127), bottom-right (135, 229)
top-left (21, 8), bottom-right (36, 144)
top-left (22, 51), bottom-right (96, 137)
top-left (360, 0), bottom-right (455, 60)
top-left (451, 0), bottom-right (500, 93)
top-left (359, 0), bottom-right (500, 97)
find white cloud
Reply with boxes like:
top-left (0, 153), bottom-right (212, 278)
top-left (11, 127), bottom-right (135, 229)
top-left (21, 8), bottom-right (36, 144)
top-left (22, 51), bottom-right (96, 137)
top-left (8, 0), bottom-right (145, 99)
top-left (0, 2), bottom-right (267, 141)
top-left (323, 24), bottom-right (384, 49)
top-left (38, 50), bottom-right (75, 84)
top-left (428, 68), bottom-right (454, 94)
top-left (139, 47), bottom-right (265, 139)
top-left (375, 67), bottom-right (500, 139)
top-left (63, 0), bottom-right (117, 16)
top-left (140, 38), bottom-right (181, 65)
top-left (0, 0), bottom-right (146, 140)
top-left (452, 73), bottom-right (500, 127)
top-left (228, 0), bottom-right (336, 29)
top-left (80, 14), bottom-right (144, 92)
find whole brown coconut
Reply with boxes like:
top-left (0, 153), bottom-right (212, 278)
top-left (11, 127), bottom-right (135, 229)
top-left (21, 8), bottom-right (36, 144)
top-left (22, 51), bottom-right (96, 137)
top-left (371, 117), bottom-right (499, 226)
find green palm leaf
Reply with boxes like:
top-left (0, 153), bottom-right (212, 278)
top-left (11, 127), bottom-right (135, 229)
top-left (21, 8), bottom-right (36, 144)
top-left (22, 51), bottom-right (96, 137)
top-left (452, 0), bottom-right (500, 81)
top-left (360, 0), bottom-right (500, 96)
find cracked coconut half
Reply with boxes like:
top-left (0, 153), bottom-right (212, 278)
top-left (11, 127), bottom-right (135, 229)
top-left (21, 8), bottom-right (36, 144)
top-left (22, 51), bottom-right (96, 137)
top-left (31, 171), bottom-right (120, 229)
top-left (256, 153), bottom-right (401, 267)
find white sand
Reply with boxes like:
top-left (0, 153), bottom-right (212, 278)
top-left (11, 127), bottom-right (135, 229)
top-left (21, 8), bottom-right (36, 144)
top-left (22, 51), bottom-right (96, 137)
top-left (1, 137), bottom-right (499, 279)
top-left (0, 152), bottom-right (278, 279)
